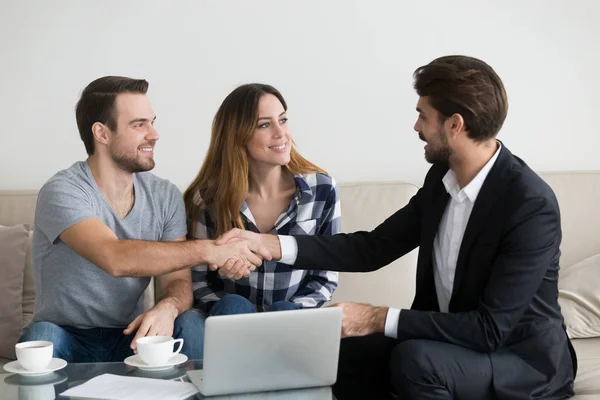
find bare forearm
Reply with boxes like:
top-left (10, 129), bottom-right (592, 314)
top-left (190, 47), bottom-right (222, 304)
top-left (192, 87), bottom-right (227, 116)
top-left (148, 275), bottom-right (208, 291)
top-left (156, 278), bottom-right (193, 317)
top-left (372, 306), bottom-right (389, 333)
top-left (107, 239), bottom-right (215, 277)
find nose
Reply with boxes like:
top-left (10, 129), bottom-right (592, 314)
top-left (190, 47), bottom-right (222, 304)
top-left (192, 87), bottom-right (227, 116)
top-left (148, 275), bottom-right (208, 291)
top-left (273, 123), bottom-right (285, 138)
top-left (147, 125), bottom-right (160, 141)
top-left (413, 119), bottom-right (419, 132)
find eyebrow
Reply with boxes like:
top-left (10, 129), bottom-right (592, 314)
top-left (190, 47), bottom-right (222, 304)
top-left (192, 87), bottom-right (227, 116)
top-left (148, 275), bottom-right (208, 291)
top-left (129, 116), bottom-right (157, 124)
top-left (257, 111), bottom-right (286, 121)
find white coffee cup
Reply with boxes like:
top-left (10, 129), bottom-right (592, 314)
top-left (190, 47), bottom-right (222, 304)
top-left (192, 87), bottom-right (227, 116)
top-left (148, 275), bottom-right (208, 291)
top-left (15, 341), bottom-right (53, 372)
top-left (136, 336), bottom-right (183, 365)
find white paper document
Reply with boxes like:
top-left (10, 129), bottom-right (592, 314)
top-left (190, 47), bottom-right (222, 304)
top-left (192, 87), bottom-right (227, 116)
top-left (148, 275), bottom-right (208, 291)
top-left (60, 373), bottom-right (199, 400)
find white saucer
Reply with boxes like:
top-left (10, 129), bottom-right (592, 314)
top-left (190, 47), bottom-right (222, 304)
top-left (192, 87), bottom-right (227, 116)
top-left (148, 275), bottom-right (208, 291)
top-left (124, 353), bottom-right (187, 371)
top-left (3, 358), bottom-right (67, 377)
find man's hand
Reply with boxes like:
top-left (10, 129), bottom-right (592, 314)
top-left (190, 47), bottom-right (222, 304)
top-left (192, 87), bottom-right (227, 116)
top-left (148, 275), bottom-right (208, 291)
top-left (208, 237), bottom-right (272, 280)
top-left (124, 301), bottom-right (179, 351)
top-left (214, 229), bottom-right (283, 274)
top-left (330, 302), bottom-right (389, 338)
top-left (215, 228), bottom-right (261, 246)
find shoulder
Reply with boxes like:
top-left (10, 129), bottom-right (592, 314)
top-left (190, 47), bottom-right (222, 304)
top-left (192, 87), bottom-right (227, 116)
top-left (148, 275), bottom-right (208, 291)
top-left (185, 189), bottom-right (212, 226)
top-left (187, 199), bottom-right (213, 238)
top-left (39, 161), bottom-right (94, 199)
top-left (295, 172), bottom-right (338, 193)
top-left (294, 172), bottom-right (339, 205)
top-left (135, 172), bottom-right (181, 198)
top-left (505, 152), bottom-right (557, 208)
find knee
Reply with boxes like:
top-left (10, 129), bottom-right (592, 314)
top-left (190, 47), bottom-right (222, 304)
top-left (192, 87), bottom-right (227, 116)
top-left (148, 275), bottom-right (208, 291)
top-left (20, 321), bottom-right (65, 342)
top-left (174, 309), bottom-right (206, 336)
top-left (210, 294), bottom-right (255, 315)
top-left (173, 310), bottom-right (205, 360)
top-left (20, 321), bottom-right (71, 359)
top-left (268, 301), bottom-right (300, 312)
top-left (390, 339), bottom-right (436, 379)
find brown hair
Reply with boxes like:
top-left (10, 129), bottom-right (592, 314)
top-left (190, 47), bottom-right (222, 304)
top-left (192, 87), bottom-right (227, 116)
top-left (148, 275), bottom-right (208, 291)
top-left (413, 55), bottom-right (508, 141)
top-left (75, 76), bottom-right (149, 155)
top-left (183, 83), bottom-right (325, 237)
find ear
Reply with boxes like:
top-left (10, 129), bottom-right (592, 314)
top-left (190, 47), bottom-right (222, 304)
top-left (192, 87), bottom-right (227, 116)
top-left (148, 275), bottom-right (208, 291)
top-left (448, 113), bottom-right (466, 139)
top-left (92, 122), bottom-right (110, 146)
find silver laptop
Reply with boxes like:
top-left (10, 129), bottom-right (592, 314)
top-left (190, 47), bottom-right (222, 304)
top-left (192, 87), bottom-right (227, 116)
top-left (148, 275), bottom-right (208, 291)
top-left (187, 307), bottom-right (342, 396)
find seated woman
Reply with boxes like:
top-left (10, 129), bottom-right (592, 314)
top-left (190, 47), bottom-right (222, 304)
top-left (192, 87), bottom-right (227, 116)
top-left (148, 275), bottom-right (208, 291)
top-left (184, 83), bottom-right (340, 315)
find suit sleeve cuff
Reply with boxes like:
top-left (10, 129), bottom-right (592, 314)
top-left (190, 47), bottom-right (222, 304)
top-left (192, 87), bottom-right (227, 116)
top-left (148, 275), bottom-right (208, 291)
top-left (278, 235), bottom-right (298, 265)
top-left (384, 308), bottom-right (400, 339)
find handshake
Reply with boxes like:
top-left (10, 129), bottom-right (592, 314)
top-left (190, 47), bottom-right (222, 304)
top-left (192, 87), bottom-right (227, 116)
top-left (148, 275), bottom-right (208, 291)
top-left (206, 229), bottom-right (279, 280)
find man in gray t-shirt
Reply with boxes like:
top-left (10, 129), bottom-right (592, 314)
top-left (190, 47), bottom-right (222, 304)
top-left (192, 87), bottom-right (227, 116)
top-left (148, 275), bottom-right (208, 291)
top-left (33, 161), bottom-right (186, 329)
top-left (20, 76), bottom-right (270, 363)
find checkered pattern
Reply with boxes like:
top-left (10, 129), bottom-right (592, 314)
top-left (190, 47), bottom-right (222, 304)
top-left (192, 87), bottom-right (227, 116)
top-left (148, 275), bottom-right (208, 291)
top-left (191, 173), bottom-right (341, 312)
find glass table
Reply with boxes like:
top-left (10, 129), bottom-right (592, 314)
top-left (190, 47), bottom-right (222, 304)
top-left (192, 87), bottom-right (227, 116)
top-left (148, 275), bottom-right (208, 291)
top-left (1, 360), bottom-right (333, 399)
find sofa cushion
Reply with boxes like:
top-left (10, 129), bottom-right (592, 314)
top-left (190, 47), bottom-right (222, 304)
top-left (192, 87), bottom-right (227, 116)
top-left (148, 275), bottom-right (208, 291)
top-left (571, 338), bottom-right (600, 398)
top-left (0, 224), bottom-right (29, 359)
top-left (22, 229), bottom-right (35, 327)
top-left (559, 254), bottom-right (600, 339)
top-left (331, 182), bottom-right (419, 309)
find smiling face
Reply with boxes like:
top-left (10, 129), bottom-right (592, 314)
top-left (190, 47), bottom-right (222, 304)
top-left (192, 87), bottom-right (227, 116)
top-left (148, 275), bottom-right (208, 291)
top-left (106, 93), bottom-right (159, 173)
top-left (414, 96), bottom-right (452, 164)
top-left (246, 93), bottom-right (292, 168)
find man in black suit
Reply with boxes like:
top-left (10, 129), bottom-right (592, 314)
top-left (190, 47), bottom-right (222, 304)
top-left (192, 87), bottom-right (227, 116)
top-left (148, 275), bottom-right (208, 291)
top-left (213, 55), bottom-right (577, 399)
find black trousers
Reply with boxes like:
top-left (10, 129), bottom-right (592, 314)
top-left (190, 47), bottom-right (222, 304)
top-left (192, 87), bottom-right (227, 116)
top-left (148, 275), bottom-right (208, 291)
top-left (333, 334), bottom-right (495, 400)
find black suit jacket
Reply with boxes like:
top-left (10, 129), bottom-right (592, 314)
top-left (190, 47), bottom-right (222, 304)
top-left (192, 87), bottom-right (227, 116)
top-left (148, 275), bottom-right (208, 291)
top-left (293, 145), bottom-right (576, 399)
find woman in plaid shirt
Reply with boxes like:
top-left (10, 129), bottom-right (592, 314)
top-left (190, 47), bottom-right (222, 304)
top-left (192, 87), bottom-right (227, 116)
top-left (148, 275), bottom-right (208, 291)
top-left (183, 83), bottom-right (340, 315)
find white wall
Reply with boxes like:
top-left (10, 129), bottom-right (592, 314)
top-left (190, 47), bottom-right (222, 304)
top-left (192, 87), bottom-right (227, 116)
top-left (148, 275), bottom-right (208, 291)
top-left (1, 0), bottom-right (598, 190)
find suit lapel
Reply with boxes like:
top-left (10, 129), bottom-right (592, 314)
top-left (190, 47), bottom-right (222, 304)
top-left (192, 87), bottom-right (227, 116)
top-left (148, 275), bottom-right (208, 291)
top-left (451, 145), bottom-right (512, 299)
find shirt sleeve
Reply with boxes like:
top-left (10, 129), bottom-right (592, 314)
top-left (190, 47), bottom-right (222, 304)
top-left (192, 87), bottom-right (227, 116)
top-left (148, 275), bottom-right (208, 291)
top-left (385, 308), bottom-right (401, 338)
top-left (160, 183), bottom-right (187, 242)
top-left (290, 178), bottom-right (341, 307)
top-left (278, 235), bottom-right (299, 265)
top-left (35, 177), bottom-right (98, 244)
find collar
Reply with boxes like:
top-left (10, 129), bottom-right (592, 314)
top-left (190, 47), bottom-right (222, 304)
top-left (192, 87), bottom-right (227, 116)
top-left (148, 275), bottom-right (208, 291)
top-left (442, 142), bottom-right (502, 203)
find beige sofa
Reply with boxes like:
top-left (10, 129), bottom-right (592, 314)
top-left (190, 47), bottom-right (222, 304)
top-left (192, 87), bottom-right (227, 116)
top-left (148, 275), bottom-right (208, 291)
top-left (1, 172), bottom-right (599, 397)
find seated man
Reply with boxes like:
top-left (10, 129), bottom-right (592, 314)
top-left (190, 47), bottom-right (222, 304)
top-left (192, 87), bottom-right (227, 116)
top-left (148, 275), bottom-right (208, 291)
top-left (20, 76), bottom-right (270, 363)
top-left (215, 56), bottom-right (577, 399)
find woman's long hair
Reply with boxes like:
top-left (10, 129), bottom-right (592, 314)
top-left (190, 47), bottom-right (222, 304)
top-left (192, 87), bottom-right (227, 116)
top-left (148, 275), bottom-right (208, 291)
top-left (184, 83), bottom-right (326, 237)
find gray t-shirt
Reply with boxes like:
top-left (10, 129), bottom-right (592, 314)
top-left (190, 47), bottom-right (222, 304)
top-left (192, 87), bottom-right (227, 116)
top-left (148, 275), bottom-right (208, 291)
top-left (32, 161), bottom-right (187, 328)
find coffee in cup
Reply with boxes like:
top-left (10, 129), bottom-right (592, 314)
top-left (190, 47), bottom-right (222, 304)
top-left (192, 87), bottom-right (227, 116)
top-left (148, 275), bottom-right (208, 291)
top-left (136, 336), bottom-right (183, 365)
top-left (15, 341), bottom-right (53, 371)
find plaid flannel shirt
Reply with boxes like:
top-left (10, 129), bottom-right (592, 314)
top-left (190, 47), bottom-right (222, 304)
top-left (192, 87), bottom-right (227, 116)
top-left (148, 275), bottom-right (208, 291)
top-left (191, 173), bottom-right (341, 313)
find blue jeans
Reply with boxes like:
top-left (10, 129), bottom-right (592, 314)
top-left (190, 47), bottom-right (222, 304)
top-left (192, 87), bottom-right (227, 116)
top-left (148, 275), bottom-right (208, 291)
top-left (19, 309), bottom-right (206, 362)
top-left (209, 294), bottom-right (301, 316)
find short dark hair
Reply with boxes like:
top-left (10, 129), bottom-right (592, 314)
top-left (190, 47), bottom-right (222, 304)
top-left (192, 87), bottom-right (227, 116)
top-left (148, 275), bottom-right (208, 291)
top-left (75, 76), bottom-right (148, 155)
top-left (413, 55), bottom-right (508, 141)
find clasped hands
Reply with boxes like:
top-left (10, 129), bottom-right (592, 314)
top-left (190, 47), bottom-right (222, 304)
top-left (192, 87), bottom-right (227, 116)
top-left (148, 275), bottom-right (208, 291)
top-left (207, 229), bottom-right (390, 339)
top-left (208, 228), bottom-right (270, 279)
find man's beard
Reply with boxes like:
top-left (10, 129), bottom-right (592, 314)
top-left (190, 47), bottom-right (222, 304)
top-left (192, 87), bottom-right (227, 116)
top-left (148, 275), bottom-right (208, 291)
top-left (111, 152), bottom-right (155, 173)
top-left (109, 140), bottom-right (155, 173)
top-left (423, 130), bottom-right (451, 165)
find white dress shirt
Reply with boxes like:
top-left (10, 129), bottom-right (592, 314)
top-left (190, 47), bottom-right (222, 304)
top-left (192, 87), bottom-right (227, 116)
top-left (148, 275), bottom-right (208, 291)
top-left (280, 144), bottom-right (502, 339)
